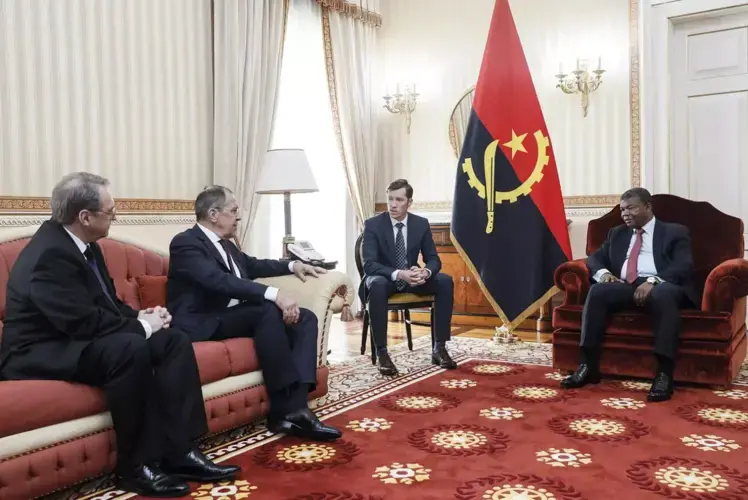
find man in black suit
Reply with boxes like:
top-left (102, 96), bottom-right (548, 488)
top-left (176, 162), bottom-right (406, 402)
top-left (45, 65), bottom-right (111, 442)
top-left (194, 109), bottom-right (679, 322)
top-left (360, 179), bottom-right (457, 376)
top-left (167, 185), bottom-right (341, 442)
top-left (561, 187), bottom-right (698, 401)
top-left (0, 173), bottom-right (238, 498)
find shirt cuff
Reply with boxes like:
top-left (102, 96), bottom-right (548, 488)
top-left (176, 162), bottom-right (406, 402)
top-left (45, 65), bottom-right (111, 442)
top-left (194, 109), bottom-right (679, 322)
top-left (264, 286), bottom-right (279, 302)
top-left (592, 268), bottom-right (611, 282)
top-left (391, 270), bottom-right (399, 281)
top-left (288, 261), bottom-right (296, 272)
top-left (138, 318), bottom-right (153, 339)
top-left (424, 268), bottom-right (432, 279)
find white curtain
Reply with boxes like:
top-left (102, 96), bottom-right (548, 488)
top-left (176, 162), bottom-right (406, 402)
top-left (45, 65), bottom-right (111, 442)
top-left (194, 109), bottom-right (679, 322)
top-left (212, 0), bottom-right (286, 249)
top-left (263, 0), bottom-right (348, 270)
top-left (324, 2), bottom-right (380, 313)
top-left (0, 0), bottom-right (212, 198)
top-left (326, 3), bottom-right (379, 227)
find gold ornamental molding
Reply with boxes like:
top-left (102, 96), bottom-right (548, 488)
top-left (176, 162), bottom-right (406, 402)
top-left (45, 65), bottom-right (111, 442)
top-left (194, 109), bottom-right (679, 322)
top-left (0, 196), bottom-right (194, 214)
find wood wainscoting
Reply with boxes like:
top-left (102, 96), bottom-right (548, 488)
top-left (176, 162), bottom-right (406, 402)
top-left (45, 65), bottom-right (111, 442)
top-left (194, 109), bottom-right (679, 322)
top-left (402, 223), bottom-right (556, 335)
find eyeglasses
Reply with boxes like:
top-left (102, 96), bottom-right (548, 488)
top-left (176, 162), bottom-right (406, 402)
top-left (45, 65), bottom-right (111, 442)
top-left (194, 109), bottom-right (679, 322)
top-left (91, 208), bottom-right (117, 220)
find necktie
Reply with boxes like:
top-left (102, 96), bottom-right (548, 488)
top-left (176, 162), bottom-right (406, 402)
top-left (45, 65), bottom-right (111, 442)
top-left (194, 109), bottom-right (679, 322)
top-left (625, 228), bottom-right (644, 283)
top-left (394, 222), bottom-right (408, 291)
top-left (84, 247), bottom-right (116, 306)
top-left (219, 239), bottom-right (239, 277)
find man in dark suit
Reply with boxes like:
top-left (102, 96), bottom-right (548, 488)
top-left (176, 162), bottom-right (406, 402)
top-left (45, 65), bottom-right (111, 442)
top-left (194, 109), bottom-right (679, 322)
top-left (167, 185), bottom-right (341, 442)
top-left (0, 173), bottom-right (238, 498)
top-left (561, 187), bottom-right (698, 401)
top-left (360, 179), bottom-right (457, 376)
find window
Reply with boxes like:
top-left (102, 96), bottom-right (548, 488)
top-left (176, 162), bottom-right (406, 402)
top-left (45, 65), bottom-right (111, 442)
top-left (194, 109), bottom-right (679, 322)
top-left (267, 0), bottom-right (347, 269)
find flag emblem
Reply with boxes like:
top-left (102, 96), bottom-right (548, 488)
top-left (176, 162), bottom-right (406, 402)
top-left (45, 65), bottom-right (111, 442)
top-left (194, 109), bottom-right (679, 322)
top-left (461, 130), bottom-right (550, 234)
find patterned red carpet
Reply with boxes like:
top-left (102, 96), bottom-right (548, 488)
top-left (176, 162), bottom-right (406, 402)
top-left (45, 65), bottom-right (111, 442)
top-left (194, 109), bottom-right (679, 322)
top-left (184, 359), bottom-right (748, 500)
top-left (60, 338), bottom-right (748, 500)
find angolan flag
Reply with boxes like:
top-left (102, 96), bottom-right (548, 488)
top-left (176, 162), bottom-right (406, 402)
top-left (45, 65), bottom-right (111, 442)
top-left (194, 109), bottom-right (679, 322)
top-left (450, 0), bottom-right (572, 330)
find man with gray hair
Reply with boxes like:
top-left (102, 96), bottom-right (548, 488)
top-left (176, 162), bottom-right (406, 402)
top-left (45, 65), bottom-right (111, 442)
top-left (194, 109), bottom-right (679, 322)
top-left (0, 173), bottom-right (239, 497)
top-left (167, 185), bottom-right (342, 442)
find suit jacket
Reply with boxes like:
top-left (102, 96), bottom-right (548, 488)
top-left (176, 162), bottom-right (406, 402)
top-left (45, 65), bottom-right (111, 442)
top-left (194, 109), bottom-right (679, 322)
top-left (358, 212), bottom-right (441, 302)
top-left (166, 225), bottom-right (293, 341)
top-left (586, 219), bottom-right (699, 306)
top-left (0, 220), bottom-right (144, 381)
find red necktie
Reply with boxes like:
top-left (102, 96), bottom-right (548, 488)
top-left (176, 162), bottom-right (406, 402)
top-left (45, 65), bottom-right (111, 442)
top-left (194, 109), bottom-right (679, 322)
top-left (625, 228), bottom-right (643, 283)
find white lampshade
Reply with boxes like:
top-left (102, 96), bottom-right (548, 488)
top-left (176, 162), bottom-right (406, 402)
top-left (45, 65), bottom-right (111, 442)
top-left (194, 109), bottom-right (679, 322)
top-left (255, 149), bottom-right (318, 194)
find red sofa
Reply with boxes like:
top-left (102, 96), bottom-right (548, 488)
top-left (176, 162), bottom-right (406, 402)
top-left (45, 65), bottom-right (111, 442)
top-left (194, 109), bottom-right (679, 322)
top-left (0, 227), bottom-right (353, 499)
top-left (553, 194), bottom-right (748, 385)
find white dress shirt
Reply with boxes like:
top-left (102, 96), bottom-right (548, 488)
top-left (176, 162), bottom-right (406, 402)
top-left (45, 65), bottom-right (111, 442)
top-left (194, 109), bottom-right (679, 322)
top-left (389, 214), bottom-right (431, 282)
top-left (63, 228), bottom-right (153, 338)
top-left (197, 224), bottom-right (294, 306)
top-left (593, 216), bottom-right (659, 282)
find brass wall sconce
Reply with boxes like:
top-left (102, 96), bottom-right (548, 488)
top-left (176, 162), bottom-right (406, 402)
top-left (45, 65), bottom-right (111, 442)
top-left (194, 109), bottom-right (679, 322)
top-left (555, 58), bottom-right (605, 117)
top-left (383, 84), bottom-right (419, 133)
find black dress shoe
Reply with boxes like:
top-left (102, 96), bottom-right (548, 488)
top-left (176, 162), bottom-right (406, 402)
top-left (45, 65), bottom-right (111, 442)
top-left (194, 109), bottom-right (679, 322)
top-left (160, 448), bottom-right (240, 482)
top-left (377, 351), bottom-right (398, 376)
top-left (647, 372), bottom-right (674, 402)
top-left (115, 464), bottom-right (189, 498)
top-left (268, 408), bottom-right (342, 441)
top-left (560, 364), bottom-right (601, 389)
top-left (432, 345), bottom-right (457, 369)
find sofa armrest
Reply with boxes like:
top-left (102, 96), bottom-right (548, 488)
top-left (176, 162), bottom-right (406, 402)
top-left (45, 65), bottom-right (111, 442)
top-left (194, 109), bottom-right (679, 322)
top-left (701, 258), bottom-right (748, 313)
top-left (554, 258), bottom-right (590, 306)
top-left (256, 271), bottom-right (354, 366)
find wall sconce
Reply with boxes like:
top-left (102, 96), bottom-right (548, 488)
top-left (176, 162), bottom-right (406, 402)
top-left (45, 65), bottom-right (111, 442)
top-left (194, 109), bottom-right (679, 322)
top-left (383, 84), bottom-right (419, 134)
top-left (555, 57), bottom-right (605, 117)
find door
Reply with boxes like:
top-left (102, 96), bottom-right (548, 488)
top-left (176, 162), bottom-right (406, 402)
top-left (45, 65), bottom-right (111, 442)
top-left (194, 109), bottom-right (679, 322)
top-left (670, 7), bottom-right (748, 255)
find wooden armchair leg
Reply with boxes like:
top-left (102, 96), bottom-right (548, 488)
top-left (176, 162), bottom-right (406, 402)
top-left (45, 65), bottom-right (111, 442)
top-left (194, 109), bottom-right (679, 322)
top-left (430, 306), bottom-right (435, 348)
top-left (360, 310), bottom-right (370, 355)
top-left (404, 309), bottom-right (414, 350)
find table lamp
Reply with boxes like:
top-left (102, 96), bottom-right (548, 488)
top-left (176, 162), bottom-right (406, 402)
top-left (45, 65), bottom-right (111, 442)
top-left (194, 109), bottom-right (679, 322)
top-left (255, 148), bottom-right (319, 258)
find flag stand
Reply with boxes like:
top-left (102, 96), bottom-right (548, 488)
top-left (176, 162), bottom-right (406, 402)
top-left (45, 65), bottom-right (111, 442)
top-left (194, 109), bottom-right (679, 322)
top-left (493, 324), bottom-right (521, 345)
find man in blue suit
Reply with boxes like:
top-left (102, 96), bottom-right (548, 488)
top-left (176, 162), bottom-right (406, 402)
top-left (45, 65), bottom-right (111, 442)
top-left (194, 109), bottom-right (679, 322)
top-left (360, 179), bottom-right (457, 376)
top-left (167, 185), bottom-right (341, 442)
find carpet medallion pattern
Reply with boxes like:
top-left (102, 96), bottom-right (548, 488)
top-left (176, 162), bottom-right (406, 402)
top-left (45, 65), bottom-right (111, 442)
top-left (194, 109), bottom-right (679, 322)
top-left (52, 337), bottom-right (748, 500)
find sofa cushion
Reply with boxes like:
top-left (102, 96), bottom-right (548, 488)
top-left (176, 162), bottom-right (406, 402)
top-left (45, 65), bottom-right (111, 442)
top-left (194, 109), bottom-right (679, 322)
top-left (553, 305), bottom-right (738, 341)
top-left (0, 381), bottom-right (107, 439)
top-left (136, 275), bottom-right (168, 309)
top-left (0, 338), bottom-right (263, 439)
top-left (222, 338), bottom-right (260, 376)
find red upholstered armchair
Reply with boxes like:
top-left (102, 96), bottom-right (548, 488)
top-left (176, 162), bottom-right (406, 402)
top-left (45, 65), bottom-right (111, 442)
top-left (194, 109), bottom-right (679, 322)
top-left (552, 194), bottom-right (748, 385)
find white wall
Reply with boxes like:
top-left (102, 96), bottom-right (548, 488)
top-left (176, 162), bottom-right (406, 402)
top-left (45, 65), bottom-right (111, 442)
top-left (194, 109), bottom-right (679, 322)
top-left (376, 0), bottom-right (633, 204)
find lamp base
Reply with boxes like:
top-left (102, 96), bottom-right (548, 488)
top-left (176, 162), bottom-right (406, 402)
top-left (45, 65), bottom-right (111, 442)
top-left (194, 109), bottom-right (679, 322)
top-left (282, 235), bottom-right (296, 259)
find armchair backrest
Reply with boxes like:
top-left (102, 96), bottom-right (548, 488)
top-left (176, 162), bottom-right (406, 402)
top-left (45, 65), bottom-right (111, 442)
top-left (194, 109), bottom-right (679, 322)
top-left (586, 194), bottom-right (745, 290)
top-left (354, 233), bottom-right (364, 278)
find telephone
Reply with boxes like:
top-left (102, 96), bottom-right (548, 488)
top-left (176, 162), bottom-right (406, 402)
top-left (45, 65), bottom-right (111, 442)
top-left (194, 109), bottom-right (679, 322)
top-left (288, 240), bottom-right (326, 264)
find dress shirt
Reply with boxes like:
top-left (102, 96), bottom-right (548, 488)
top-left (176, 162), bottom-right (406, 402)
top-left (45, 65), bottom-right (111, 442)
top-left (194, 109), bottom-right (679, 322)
top-left (197, 224), bottom-right (295, 305)
top-left (593, 217), bottom-right (660, 282)
top-left (389, 214), bottom-right (431, 282)
top-left (64, 228), bottom-right (152, 338)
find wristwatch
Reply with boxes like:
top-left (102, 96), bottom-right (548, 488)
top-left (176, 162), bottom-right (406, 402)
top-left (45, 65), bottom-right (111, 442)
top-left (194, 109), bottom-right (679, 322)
top-left (646, 277), bottom-right (660, 285)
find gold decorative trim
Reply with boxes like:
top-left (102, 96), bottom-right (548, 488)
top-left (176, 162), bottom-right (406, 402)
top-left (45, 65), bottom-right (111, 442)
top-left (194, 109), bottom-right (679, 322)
top-left (315, 0), bottom-right (382, 27)
top-left (0, 196), bottom-right (194, 214)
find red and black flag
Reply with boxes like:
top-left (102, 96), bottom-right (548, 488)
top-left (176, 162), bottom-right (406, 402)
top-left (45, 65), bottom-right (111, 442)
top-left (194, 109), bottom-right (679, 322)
top-left (450, 0), bottom-right (572, 330)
